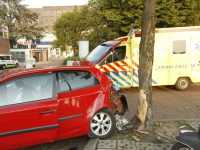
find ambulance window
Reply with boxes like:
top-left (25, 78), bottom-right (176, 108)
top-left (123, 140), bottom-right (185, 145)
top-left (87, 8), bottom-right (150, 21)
top-left (173, 40), bottom-right (186, 54)
top-left (105, 46), bottom-right (126, 63)
top-left (114, 46), bottom-right (126, 61)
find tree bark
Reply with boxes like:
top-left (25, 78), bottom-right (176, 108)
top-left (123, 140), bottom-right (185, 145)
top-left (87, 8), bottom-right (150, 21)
top-left (131, 0), bottom-right (156, 131)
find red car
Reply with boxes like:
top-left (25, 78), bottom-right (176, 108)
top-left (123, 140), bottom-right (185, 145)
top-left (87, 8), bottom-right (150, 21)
top-left (0, 66), bottom-right (128, 150)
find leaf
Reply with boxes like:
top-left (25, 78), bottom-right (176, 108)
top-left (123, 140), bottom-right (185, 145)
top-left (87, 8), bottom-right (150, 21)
top-left (132, 135), bottom-right (140, 142)
top-left (134, 130), bottom-right (150, 134)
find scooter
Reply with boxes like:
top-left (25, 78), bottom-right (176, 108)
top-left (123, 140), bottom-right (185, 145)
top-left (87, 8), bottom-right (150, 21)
top-left (171, 124), bottom-right (200, 150)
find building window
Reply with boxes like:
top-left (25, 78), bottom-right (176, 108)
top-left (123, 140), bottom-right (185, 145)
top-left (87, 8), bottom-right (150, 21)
top-left (44, 10), bottom-right (48, 14)
top-left (50, 10), bottom-right (54, 14)
top-left (56, 10), bottom-right (60, 14)
top-left (44, 16), bottom-right (48, 20)
top-left (50, 16), bottom-right (54, 20)
top-left (173, 40), bottom-right (186, 54)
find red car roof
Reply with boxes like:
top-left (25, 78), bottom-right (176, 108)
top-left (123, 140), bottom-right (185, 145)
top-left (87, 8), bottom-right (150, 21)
top-left (0, 66), bottom-right (102, 82)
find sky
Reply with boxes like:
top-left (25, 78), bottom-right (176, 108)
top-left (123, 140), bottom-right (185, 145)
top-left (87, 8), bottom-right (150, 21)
top-left (20, 0), bottom-right (88, 8)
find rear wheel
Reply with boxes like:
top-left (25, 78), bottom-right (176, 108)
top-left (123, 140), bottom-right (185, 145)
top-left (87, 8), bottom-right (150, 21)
top-left (175, 77), bottom-right (191, 91)
top-left (15, 63), bottom-right (19, 68)
top-left (171, 142), bottom-right (191, 150)
top-left (88, 108), bottom-right (116, 139)
top-left (2, 65), bottom-right (6, 70)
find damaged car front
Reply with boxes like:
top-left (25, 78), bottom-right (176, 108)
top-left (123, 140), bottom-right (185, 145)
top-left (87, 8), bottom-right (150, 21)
top-left (109, 85), bottom-right (134, 131)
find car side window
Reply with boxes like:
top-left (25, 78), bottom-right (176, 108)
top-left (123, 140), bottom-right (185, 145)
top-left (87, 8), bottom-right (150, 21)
top-left (0, 74), bottom-right (54, 107)
top-left (5, 56), bottom-right (10, 60)
top-left (57, 70), bottom-right (100, 92)
top-left (0, 56), bottom-right (5, 60)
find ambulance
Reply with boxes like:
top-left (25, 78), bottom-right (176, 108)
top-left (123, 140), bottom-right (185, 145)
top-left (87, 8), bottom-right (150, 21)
top-left (81, 26), bottom-right (200, 91)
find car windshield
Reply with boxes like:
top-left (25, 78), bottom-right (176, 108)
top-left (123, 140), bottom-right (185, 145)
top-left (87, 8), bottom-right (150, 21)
top-left (84, 44), bottom-right (113, 64)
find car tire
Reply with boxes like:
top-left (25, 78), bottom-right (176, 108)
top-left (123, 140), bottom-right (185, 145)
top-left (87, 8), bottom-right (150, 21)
top-left (15, 63), bottom-right (19, 68)
top-left (88, 108), bottom-right (116, 139)
top-left (175, 77), bottom-right (191, 91)
top-left (2, 65), bottom-right (6, 70)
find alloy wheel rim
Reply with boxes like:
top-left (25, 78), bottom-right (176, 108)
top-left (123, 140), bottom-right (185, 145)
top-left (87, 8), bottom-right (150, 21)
top-left (90, 112), bottom-right (112, 136)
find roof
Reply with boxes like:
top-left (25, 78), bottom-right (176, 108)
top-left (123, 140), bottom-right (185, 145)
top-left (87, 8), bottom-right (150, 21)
top-left (0, 66), bottom-right (99, 81)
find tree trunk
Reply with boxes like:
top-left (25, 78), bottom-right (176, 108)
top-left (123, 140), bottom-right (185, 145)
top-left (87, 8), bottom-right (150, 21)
top-left (131, 0), bottom-right (156, 131)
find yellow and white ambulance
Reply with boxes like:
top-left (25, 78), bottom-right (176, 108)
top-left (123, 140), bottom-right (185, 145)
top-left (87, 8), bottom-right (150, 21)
top-left (81, 26), bottom-right (200, 91)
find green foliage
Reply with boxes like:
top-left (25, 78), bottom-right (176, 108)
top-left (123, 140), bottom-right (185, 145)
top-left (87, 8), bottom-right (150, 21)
top-left (156, 0), bottom-right (200, 27)
top-left (53, 6), bottom-right (88, 53)
top-left (66, 56), bottom-right (80, 61)
top-left (91, 0), bottom-right (143, 36)
top-left (53, 0), bottom-right (200, 55)
top-left (61, 56), bottom-right (80, 65)
top-left (178, 120), bottom-right (189, 126)
top-left (61, 59), bottom-right (68, 66)
top-left (89, 0), bottom-right (200, 36)
top-left (0, 0), bottom-right (44, 47)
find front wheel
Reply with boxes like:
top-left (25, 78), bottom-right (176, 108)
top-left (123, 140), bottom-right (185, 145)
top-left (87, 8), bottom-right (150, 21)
top-left (88, 108), bottom-right (116, 139)
top-left (171, 142), bottom-right (191, 150)
top-left (175, 77), bottom-right (191, 91)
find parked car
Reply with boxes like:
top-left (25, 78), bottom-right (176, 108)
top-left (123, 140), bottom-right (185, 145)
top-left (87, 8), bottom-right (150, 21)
top-left (0, 66), bottom-right (128, 150)
top-left (0, 54), bottom-right (19, 70)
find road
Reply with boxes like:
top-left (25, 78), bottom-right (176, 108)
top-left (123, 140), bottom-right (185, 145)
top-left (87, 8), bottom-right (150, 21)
top-left (1, 60), bottom-right (200, 150)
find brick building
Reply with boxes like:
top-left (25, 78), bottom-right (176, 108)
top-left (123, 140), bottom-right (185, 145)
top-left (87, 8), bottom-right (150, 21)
top-left (29, 5), bottom-right (82, 33)
top-left (0, 37), bottom-right (9, 54)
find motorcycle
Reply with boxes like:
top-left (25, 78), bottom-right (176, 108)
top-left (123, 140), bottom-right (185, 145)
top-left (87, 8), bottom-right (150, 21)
top-left (171, 124), bottom-right (200, 150)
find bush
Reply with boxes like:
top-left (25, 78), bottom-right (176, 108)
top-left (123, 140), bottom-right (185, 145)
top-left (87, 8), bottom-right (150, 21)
top-left (66, 56), bottom-right (80, 61)
top-left (61, 56), bottom-right (80, 65)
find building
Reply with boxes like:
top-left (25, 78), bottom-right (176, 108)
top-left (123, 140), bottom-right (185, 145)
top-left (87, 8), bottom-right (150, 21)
top-left (29, 5), bottom-right (82, 33)
top-left (0, 37), bottom-right (9, 54)
top-left (10, 5), bottom-right (82, 62)
top-left (0, 28), bottom-right (9, 54)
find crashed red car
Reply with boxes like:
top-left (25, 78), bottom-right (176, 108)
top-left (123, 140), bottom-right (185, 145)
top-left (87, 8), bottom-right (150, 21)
top-left (0, 66), bottom-right (128, 150)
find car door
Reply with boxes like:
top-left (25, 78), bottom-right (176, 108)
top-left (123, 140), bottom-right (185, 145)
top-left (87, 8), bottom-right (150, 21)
top-left (0, 73), bottom-right (58, 150)
top-left (55, 70), bottom-right (102, 140)
top-left (5, 56), bottom-right (12, 68)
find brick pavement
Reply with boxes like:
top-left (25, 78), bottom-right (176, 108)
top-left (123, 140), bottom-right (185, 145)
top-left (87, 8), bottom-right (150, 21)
top-left (122, 84), bottom-right (200, 121)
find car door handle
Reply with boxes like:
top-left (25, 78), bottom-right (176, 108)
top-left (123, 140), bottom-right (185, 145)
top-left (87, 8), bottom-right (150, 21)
top-left (40, 110), bottom-right (56, 114)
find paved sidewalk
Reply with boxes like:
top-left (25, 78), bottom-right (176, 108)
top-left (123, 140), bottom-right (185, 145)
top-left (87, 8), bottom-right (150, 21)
top-left (83, 121), bottom-right (199, 150)
top-left (84, 138), bottom-right (173, 150)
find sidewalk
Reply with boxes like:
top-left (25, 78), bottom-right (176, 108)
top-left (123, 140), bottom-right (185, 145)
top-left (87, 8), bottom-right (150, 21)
top-left (84, 138), bottom-right (173, 150)
top-left (83, 121), bottom-right (199, 150)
